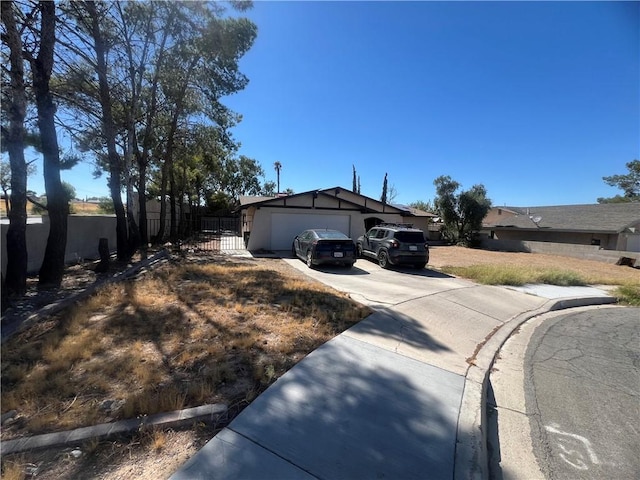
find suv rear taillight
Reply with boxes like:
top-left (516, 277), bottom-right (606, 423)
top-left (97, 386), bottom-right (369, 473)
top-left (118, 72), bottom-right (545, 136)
top-left (389, 239), bottom-right (399, 248)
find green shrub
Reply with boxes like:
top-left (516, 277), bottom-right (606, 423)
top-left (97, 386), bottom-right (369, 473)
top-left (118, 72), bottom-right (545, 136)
top-left (613, 284), bottom-right (640, 306)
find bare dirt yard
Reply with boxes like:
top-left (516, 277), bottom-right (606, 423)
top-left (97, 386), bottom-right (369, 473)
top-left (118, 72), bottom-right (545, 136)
top-left (2, 246), bottom-right (640, 480)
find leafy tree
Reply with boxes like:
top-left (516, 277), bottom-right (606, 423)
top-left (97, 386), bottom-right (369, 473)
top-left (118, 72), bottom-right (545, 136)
top-left (598, 160), bottom-right (640, 203)
top-left (153, 5), bottom-right (256, 240)
top-left (433, 175), bottom-right (491, 245)
top-left (206, 191), bottom-right (234, 216)
top-left (262, 181), bottom-right (276, 196)
top-left (56, 1), bottom-right (256, 246)
top-left (409, 200), bottom-right (434, 212)
top-left (230, 156), bottom-right (266, 198)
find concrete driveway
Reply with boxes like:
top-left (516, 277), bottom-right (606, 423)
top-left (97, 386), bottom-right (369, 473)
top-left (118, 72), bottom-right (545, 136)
top-left (283, 257), bottom-right (547, 376)
top-left (171, 254), bottom-right (613, 480)
top-left (285, 257), bottom-right (470, 307)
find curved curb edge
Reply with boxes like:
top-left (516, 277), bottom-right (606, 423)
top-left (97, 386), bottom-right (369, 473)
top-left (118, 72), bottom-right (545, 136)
top-left (453, 295), bottom-right (617, 480)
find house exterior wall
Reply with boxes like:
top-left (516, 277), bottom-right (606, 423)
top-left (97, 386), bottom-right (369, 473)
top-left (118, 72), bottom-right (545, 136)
top-left (625, 232), bottom-right (640, 252)
top-left (485, 229), bottom-right (622, 249)
top-left (1, 215), bottom-right (117, 276)
top-left (244, 207), bottom-right (403, 251)
top-left (407, 217), bottom-right (434, 238)
top-left (482, 206), bottom-right (640, 252)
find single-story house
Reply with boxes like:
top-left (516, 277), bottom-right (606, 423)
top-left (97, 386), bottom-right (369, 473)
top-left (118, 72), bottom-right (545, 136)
top-left (481, 203), bottom-right (640, 262)
top-left (238, 187), bottom-right (436, 251)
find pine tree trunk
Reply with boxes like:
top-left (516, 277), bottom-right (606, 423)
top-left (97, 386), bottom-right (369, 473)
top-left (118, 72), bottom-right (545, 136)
top-left (1, 0), bottom-right (28, 296)
top-left (33, 1), bottom-right (67, 290)
top-left (86, 1), bottom-right (129, 261)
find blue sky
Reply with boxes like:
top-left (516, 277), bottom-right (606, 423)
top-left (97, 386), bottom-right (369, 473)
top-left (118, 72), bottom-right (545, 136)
top-left (37, 1), bottom-right (640, 207)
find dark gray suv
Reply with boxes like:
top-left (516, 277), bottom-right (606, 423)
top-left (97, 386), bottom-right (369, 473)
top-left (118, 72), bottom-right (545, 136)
top-left (356, 223), bottom-right (429, 269)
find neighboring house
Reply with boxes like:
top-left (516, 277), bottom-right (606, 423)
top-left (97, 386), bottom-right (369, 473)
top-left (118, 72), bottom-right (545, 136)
top-left (481, 203), bottom-right (640, 262)
top-left (238, 186), bottom-right (436, 251)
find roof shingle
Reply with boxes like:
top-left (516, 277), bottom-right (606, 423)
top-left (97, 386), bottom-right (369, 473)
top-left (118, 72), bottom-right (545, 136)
top-left (484, 203), bottom-right (640, 233)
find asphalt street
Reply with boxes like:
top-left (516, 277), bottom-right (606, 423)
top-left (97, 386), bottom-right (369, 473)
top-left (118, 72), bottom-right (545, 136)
top-left (489, 305), bottom-right (640, 480)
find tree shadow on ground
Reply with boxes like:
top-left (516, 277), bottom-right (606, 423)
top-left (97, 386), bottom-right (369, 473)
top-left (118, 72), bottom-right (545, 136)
top-left (355, 257), bottom-right (454, 278)
top-left (174, 337), bottom-right (465, 480)
top-left (348, 306), bottom-right (452, 353)
top-left (312, 264), bottom-right (370, 275)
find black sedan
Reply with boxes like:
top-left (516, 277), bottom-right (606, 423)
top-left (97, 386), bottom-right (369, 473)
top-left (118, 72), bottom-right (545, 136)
top-left (292, 229), bottom-right (356, 268)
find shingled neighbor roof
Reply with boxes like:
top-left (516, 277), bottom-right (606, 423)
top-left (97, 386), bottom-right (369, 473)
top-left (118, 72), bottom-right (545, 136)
top-left (484, 203), bottom-right (640, 233)
top-left (392, 204), bottom-right (437, 217)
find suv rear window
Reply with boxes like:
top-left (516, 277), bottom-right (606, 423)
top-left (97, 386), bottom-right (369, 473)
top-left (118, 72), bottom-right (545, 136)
top-left (394, 231), bottom-right (425, 243)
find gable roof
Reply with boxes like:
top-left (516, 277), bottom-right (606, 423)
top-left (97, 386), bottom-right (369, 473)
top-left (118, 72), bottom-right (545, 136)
top-left (238, 187), bottom-right (412, 215)
top-left (484, 203), bottom-right (640, 233)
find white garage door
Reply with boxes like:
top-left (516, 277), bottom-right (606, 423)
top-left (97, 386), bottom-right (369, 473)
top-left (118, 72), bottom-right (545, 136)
top-left (271, 213), bottom-right (351, 250)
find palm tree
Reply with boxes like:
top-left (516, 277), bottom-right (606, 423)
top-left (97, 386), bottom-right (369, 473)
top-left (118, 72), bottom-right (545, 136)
top-left (274, 161), bottom-right (282, 194)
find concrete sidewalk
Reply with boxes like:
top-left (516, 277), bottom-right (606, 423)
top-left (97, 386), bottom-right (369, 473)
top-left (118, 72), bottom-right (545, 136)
top-left (170, 276), bottom-right (615, 480)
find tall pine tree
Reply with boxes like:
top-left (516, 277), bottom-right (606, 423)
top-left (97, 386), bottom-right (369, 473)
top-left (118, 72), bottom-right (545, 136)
top-left (381, 173), bottom-right (388, 203)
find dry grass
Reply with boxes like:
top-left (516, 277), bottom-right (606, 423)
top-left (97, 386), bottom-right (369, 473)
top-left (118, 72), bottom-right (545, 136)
top-left (430, 246), bottom-right (640, 304)
top-left (2, 246), bottom-right (637, 479)
top-left (0, 256), bottom-right (371, 440)
top-left (429, 246), bottom-right (640, 286)
top-left (0, 454), bottom-right (27, 480)
top-left (0, 201), bottom-right (103, 217)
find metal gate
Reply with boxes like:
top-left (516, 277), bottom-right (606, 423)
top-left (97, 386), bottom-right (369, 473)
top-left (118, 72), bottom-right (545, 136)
top-left (197, 216), bottom-right (247, 251)
top-left (147, 216), bottom-right (249, 252)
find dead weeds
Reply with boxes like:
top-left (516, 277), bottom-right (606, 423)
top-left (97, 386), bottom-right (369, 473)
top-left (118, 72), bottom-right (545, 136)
top-left (3, 246), bottom-right (636, 478)
top-left (1, 254), bottom-right (371, 442)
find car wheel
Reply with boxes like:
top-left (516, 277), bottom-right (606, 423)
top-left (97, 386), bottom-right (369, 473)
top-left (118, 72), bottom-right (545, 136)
top-left (292, 242), bottom-right (297, 257)
top-left (378, 251), bottom-right (390, 269)
top-left (306, 250), bottom-right (314, 268)
top-left (356, 244), bottom-right (363, 258)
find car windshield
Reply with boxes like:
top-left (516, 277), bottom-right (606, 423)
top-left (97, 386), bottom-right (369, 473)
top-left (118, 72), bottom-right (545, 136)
top-left (395, 231), bottom-right (425, 243)
top-left (316, 230), bottom-right (349, 240)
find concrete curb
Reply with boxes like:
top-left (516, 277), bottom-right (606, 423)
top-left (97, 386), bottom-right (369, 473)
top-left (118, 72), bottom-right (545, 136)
top-left (0, 403), bottom-right (227, 457)
top-left (453, 295), bottom-right (617, 480)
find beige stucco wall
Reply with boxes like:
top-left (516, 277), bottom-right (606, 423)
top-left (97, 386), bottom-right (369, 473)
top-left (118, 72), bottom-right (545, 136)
top-left (244, 207), bottom-right (404, 251)
top-left (2, 215), bottom-right (117, 276)
top-left (240, 204), bottom-right (440, 250)
top-left (408, 217), bottom-right (434, 237)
